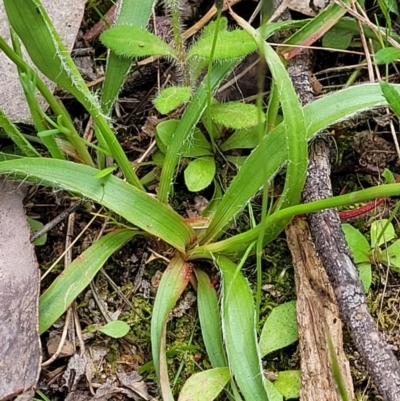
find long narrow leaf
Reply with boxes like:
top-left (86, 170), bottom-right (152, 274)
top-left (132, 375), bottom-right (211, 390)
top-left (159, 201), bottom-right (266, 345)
top-left (203, 83), bottom-right (400, 244)
top-left (151, 254), bottom-right (193, 401)
top-left (0, 159), bottom-right (195, 252)
top-left (217, 256), bottom-right (268, 401)
top-left (3, 0), bottom-right (88, 100)
top-left (193, 183), bottom-right (400, 257)
top-left (195, 268), bottom-right (227, 368)
top-left (39, 229), bottom-right (138, 333)
top-left (233, 13), bottom-right (307, 210)
top-left (279, 1), bottom-right (349, 59)
top-left (0, 109), bottom-right (40, 157)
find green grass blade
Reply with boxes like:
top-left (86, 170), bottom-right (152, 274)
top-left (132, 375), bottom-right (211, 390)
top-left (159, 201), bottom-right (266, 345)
top-left (0, 158), bottom-right (195, 252)
top-left (39, 229), bottom-right (138, 333)
top-left (4, 0), bottom-right (142, 187)
top-left (10, 29), bottom-right (64, 160)
top-left (0, 35), bottom-right (91, 164)
top-left (203, 83), bottom-right (399, 244)
top-left (195, 268), bottom-right (227, 368)
top-left (326, 331), bottom-right (351, 401)
top-left (217, 256), bottom-right (268, 401)
top-left (157, 61), bottom-right (237, 203)
top-left (279, 1), bottom-right (349, 59)
top-left (0, 109), bottom-right (41, 157)
top-left (101, 0), bottom-right (157, 114)
top-left (151, 254), bottom-right (193, 400)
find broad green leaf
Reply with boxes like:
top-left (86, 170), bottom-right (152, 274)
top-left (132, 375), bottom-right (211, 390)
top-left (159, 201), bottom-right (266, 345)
top-left (382, 240), bottom-right (400, 270)
top-left (210, 102), bottom-right (265, 130)
top-left (217, 256), bottom-right (269, 401)
top-left (357, 262), bottom-right (372, 293)
top-left (178, 367), bottom-right (230, 401)
top-left (158, 61), bottom-right (237, 203)
top-left (0, 159), bottom-right (195, 252)
top-left (27, 217), bottom-right (47, 246)
top-left (274, 370), bottom-right (301, 400)
top-left (259, 301), bottom-right (298, 357)
top-left (188, 29), bottom-right (256, 60)
top-left (154, 86), bottom-right (192, 114)
top-left (203, 83), bottom-right (400, 244)
top-left (220, 127), bottom-right (260, 151)
top-left (341, 224), bottom-right (370, 263)
top-left (100, 0), bottom-right (157, 115)
top-left (184, 157), bottom-right (216, 192)
top-left (151, 254), bottom-right (192, 401)
top-left (371, 219), bottom-right (395, 248)
top-left (195, 269), bottom-right (227, 368)
top-left (156, 120), bottom-right (212, 157)
top-left (380, 81), bottom-right (400, 116)
top-left (39, 229), bottom-right (137, 333)
top-left (322, 27), bottom-right (353, 50)
top-left (97, 320), bottom-right (130, 338)
top-left (375, 47), bottom-right (400, 64)
top-left (100, 25), bottom-right (177, 59)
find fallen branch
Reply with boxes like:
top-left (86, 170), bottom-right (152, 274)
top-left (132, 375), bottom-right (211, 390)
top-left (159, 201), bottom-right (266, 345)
top-left (288, 47), bottom-right (400, 399)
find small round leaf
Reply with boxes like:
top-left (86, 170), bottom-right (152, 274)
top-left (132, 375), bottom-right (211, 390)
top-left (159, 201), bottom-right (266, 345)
top-left (375, 47), bottom-right (400, 65)
top-left (97, 321), bottom-right (130, 338)
top-left (210, 102), bottom-right (265, 129)
top-left (184, 157), bottom-right (216, 192)
top-left (259, 301), bottom-right (298, 357)
top-left (322, 28), bottom-right (353, 50)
